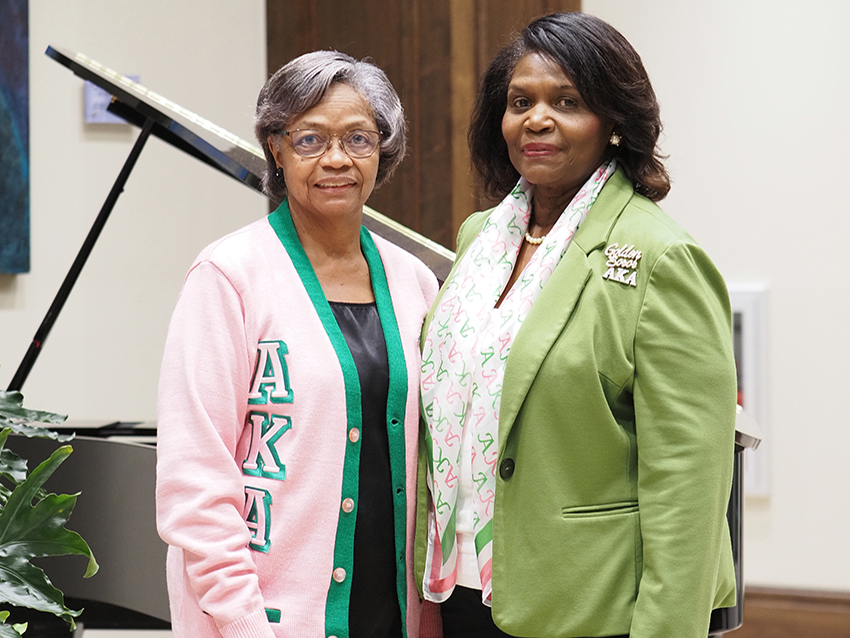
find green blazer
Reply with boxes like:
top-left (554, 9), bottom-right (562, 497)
top-left (415, 170), bottom-right (737, 638)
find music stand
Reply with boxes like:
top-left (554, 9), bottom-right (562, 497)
top-left (8, 46), bottom-right (453, 392)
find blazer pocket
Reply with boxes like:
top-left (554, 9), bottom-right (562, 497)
top-left (498, 502), bottom-right (642, 636)
top-left (562, 501), bottom-right (639, 519)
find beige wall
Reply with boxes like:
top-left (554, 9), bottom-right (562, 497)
top-left (0, 1), bottom-right (268, 419)
top-left (585, 0), bottom-right (850, 593)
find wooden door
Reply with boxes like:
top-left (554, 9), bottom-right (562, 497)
top-left (266, 0), bottom-right (580, 249)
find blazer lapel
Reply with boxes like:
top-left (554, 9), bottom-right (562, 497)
top-left (497, 170), bottom-right (635, 450)
top-left (498, 249), bottom-right (591, 450)
top-left (572, 169), bottom-right (635, 255)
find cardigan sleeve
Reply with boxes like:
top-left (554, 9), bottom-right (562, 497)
top-left (630, 241), bottom-right (737, 638)
top-left (156, 260), bottom-right (276, 638)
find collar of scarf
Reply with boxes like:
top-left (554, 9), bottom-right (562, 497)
top-left (420, 159), bottom-right (616, 604)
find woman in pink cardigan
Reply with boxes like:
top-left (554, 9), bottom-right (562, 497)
top-left (156, 51), bottom-right (437, 638)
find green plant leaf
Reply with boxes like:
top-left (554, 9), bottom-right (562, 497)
top-left (0, 446), bottom-right (98, 628)
top-left (0, 447), bottom-right (28, 486)
top-left (0, 610), bottom-right (25, 637)
top-left (0, 430), bottom-right (50, 509)
top-left (0, 623), bottom-right (24, 637)
top-left (0, 393), bottom-right (70, 442)
top-left (0, 430), bottom-right (49, 507)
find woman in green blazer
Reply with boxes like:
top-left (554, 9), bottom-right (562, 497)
top-left (416, 13), bottom-right (736, 638)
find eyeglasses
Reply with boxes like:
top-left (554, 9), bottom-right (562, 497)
top-left (282, 128), bottom-right (382, 158)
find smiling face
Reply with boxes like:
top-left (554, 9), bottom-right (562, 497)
top-left (501, 52), bottom-right (612, 206)
top-left (268, 82), bottom-right (379, 225)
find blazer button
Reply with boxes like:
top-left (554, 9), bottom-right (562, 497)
top-left (499, 458), bottom-right (515, 479)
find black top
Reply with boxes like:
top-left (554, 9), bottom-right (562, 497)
top-left (329, 301), bottom-right (402, 638)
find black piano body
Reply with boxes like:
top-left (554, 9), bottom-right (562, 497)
top-left (11, 425), bottom-right (170, 629)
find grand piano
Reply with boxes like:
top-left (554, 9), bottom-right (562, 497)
top-left (10, 47), bottom-right (758, 635)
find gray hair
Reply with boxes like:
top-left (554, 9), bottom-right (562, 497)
top-left (254, 50), bottom-right (407, 203)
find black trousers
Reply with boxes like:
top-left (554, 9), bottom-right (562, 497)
top-left (439, 586), bottom-right (629, 638)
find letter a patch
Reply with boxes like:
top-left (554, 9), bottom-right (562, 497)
top-left (244, 486), bottom-right (272, 553)
top-left (248, 341), bottom-right (294, 405)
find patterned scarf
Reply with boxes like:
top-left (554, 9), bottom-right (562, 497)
top-left (420, 160), bottom-right (616, 604)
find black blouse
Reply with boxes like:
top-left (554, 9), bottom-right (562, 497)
top-left (329, 301), bottom-right (402, 638)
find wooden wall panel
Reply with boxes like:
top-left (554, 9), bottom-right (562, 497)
top-left (449, 0), bottom-right (478, 242)
top-left (408, 0), bottom-right (453, 245)
top-left (266, 0), bottom-right (580, 249)
top-left (474, 0), bottom-right (580, 77)
top-left (732, 587), bottom-right (850, 638)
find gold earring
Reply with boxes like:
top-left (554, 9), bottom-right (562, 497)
top-left (609, 132), bottom-right (622, 147)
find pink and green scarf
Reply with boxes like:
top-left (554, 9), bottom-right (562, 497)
top-left (420, 160), bottom-right (616, 604)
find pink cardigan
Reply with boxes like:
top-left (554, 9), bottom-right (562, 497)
top-left (156, 206), bottom-right (438, 638)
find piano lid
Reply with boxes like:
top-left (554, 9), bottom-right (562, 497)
top-left (45, 46), bottom-right (455, 280)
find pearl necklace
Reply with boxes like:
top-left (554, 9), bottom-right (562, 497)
top-left (525, 200), bottom-right (555, 245)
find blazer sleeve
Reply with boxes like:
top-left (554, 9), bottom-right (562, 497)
top-left (629, 241), bottom-right (737, 638)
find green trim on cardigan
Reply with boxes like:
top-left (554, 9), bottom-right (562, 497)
top-left (361, 232), bottom-right (410, 637)
top-left (268, 200), bottom-right (409, 638)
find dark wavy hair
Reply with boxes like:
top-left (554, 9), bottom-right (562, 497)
top-left (469, 12), bottom-right (670, 202)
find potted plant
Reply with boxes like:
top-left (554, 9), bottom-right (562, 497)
top-left (0, 389), bottom-right (98, 637)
